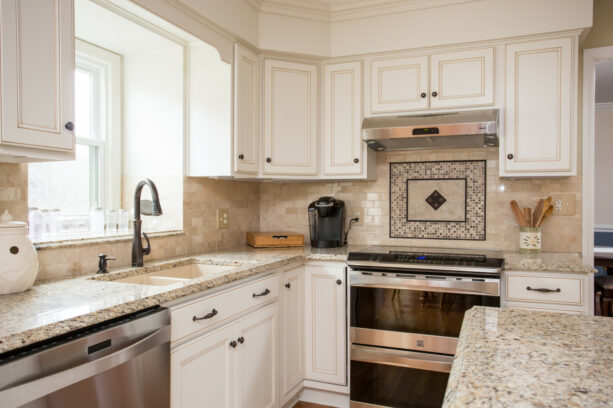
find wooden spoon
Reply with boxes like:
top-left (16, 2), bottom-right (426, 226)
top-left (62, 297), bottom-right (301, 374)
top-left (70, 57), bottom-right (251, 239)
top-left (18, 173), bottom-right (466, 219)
top-left (510, 200), bottom-right (526, 226)
top-left (533, 199), bottom-right (544, 227)
top-left (536, 205), bottom-right (554, 227)
top-left (523, 208), bottom-right (533, 227)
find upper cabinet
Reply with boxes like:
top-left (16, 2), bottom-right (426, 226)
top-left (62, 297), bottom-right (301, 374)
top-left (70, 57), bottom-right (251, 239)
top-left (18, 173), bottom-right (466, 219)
top-left (502, 37), bottom-right (576, 177)
top-left (0, 0), bottom-right (75, 162)
top-left (263, 58), bottom-right (318, 176)
top-left (323, 61), bottom-right (363, 176)
top-left (234, 45), bottom-right (260, 174)
top-left (369, 47), bottom-right (494, 114)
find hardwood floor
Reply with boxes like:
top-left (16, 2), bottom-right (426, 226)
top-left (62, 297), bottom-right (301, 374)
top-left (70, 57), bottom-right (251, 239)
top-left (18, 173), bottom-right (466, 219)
top-left (293, 402), bottom-right (335, 408)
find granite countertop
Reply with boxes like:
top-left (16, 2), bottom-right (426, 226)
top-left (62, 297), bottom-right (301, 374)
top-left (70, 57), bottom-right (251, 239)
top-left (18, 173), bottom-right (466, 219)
top-left (0, 245), bottom-right (593, 355)
top-left (444, 307), bottom-right (613, 407)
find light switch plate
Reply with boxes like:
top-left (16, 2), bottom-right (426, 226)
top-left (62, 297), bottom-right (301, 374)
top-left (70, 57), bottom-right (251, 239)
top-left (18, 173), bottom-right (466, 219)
top-left (351, 207), bottom-right (365, 226)
top-left (217, 209), bottom-right (229, 229)
top-left (551, 194), bottom-right (575, 216)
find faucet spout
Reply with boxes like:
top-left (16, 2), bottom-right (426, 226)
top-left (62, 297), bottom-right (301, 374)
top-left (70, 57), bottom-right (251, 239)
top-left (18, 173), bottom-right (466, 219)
top-left (132, 179), bottom-right (163, 267)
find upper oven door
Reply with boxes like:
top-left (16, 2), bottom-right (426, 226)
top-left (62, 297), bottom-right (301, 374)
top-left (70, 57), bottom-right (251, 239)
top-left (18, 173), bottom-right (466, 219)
top-left (349, 270), bottom-right (500, 353)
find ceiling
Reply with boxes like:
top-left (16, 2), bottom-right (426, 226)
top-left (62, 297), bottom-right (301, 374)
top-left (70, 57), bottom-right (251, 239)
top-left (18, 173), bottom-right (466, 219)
top-left (596, 59), bottom-right (613, 104)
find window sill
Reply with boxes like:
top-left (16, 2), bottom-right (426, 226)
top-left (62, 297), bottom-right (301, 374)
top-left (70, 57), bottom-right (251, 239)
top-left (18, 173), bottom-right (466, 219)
top-left (34, 230), bottom-right (185, 251)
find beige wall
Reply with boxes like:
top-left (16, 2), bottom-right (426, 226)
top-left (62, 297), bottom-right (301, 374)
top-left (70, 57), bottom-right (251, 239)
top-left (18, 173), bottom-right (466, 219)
top-left (0, 163), bottom-right (27, 221)
top-left (260, 148), bottom-right (582, 252)
top-left (583, 0), bottom-right (613, 49)
top-left (595, 108), bottom-right (613, 227)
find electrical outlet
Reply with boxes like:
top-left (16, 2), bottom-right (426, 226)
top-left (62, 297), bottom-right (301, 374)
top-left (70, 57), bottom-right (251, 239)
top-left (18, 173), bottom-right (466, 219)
top-left (217, 209), bottom-right (229, 229)
top-left (351, 207), bottom-right (364, 226)
top-left (550, 194), bottom-right (575, 216)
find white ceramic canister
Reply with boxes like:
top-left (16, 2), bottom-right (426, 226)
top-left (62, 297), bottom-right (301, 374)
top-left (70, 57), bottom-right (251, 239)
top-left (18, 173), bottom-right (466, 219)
top-left (0, 210), bottom-right (39, 294)
top-left (519, 226), bottom-right (541, 254)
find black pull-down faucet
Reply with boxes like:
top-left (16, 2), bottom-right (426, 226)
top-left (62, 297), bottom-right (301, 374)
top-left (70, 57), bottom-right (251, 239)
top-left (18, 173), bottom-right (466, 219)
top-left (132, 179), bottom-right (163, 267)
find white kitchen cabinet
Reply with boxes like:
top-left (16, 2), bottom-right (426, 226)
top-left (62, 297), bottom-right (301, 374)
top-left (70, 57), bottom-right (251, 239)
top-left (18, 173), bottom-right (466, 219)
top-left (429, 48), bottom-right (494, 109)
top-left (263, 58), bottom-right (318, 176)
top-left (0, 0), bottom-right (75, 162)
top-left (234, 44), bottom-right (260, 174)
top-left (501, 37), bottom-right (576, 176)
top-left (304, 264), bottom-right (346, 385)
top-left (281, 267), bottom-right (304, 400)
top-left (323, 61), bottom-right (363, 176)
top-left (370, 56), bottom-right (428, 113)
top-left (171, 324), bottom-right (235, 408)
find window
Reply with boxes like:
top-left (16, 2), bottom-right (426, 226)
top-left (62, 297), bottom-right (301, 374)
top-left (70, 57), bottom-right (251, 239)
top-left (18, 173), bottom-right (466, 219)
top-left (28, 40), bottom-right (121, 231)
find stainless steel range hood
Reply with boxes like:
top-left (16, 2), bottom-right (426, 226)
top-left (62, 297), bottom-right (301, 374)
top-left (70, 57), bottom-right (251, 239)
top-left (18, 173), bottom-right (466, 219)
top-left (362, 109), bottom-right (499, 151)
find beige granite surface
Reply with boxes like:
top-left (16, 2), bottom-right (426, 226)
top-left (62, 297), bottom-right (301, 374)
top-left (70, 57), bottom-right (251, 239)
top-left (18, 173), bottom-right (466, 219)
top-left (444, 307), bottom-right (613, 407)
top-left (0, 245), bottom-right (355, 354)
top-left (502, 251), bottom-right (597, 274)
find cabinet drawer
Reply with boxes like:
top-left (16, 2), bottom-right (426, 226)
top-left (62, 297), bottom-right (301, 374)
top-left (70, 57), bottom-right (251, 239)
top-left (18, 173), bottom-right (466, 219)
top-left (505, 275), bottom-right (582, 305)
top-left (171, 274), bottom-right (279, 342)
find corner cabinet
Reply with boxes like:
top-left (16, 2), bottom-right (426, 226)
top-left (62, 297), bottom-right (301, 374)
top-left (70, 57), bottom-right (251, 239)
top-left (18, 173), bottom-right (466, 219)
top-left (234, 44), bottom-right (260, 175)
top-left (263, 58), bottom-right (318, 176)
top-left (281, 267), bottom-right (304, 402)
top-left (0, 0), bottom-right (75, 162)
top-left (501, 37), bottom-right (577, 177)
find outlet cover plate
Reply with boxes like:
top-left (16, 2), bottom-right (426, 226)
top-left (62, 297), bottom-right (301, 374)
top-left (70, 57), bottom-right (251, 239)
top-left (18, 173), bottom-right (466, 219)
top-left (551, 194), bottom-right (575, 216)
top-left (351, 207), bottom-right (365, 226)
top-left (217, 208), bottom-right (229, 229)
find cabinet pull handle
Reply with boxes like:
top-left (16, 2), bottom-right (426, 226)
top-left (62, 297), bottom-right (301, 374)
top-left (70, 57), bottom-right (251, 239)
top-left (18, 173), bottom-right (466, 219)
top-left (230, 340), bottom-right (237, 348)
top-left (65, 122), bottom-right (74, 131)
top-left (253, 288), bottom-right (271, 298)
top-left (526, 286), bottom-right (561, 293)
top-left (336, 279), bottom-right (342, 285)
top-left (237, 336), bottom-right (245, 344)
top-left (507, 153), bottom-right (514, 160)
top-left (266, 157), bottom-right (272, 163)
top-left (192, 308), bottom-right (218, 321)
top-left (238, 154), bottom-right (244, 160)
top-left (285, 283), bottom-right (291, 289)
top-left (431, 91), bottom-right (438, 97)
top-left (420, 92), bottom-right (427, 98)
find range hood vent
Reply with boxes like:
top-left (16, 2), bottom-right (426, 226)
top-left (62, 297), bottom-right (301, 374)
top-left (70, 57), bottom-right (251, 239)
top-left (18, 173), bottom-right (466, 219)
top-left (362, 109), bottom-right (499, 151)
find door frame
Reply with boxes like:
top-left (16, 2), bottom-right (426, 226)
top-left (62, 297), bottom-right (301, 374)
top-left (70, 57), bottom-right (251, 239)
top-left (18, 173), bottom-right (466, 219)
top-left (582, 46), bottom-right (613, 265)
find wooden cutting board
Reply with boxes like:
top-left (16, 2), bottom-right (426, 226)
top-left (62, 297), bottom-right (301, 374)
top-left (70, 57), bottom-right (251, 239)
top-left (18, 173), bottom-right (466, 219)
top-left (246, 232), bottom-right (305, 248)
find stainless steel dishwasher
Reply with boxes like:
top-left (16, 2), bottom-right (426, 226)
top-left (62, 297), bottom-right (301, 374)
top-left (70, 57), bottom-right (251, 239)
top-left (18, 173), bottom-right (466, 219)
top-left (0, 306), bottom-right (170, 408)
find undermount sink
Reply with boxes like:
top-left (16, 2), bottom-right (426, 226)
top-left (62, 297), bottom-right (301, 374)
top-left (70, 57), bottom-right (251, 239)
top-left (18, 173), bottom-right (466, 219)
top-left (114, 263), bottom-right (240, 286)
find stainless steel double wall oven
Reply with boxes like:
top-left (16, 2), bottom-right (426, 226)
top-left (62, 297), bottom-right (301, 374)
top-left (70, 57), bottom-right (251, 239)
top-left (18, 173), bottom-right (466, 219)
top-left (347, 247), bottom-right (503, 408)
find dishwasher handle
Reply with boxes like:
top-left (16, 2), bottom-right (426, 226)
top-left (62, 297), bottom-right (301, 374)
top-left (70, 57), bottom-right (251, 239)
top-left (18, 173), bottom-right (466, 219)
top-left (0, 325), bottom-right (170, 408)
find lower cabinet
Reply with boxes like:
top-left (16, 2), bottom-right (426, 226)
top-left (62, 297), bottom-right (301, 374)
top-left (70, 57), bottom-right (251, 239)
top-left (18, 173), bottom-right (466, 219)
top-left (304, 264), bottom-right (347, 385)
top-left (171, 303), bottom-right (279, 408)
top-left (281, 267), bottom-right (304, 400)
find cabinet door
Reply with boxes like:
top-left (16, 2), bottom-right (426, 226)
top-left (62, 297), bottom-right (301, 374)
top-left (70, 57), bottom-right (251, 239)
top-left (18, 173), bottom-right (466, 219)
top-left (324, 61), bottom-right (363, 176)
top-left (171, 324), bottom-right (236, 408)
top-left (234, 45), bottom-right (259, 174)
top-left (429, 48), bottom-right (494, 109)
top-left (503, 38), bottom-right (575, 175)
top-left (281, 267), bottom-right (304, 398)
top-left (304, 265), bottom-right (346, 385)
top-left (370, 56), bottom-right (428, 113)
top-left (263, 59), bottom-right (318, 176)
top-left (0, 0), bottom-right (74, 152)
top-left (235, 304), bottom-right (279, 408)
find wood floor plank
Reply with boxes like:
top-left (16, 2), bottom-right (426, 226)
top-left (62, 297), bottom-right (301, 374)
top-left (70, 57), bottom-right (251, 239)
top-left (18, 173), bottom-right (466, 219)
top-left (293, 402), bottom-right (335, 408)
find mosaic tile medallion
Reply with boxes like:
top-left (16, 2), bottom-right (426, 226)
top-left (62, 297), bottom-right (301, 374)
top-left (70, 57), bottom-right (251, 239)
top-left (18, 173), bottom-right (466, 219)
top-left (390, 160), bottom-right (486, 240)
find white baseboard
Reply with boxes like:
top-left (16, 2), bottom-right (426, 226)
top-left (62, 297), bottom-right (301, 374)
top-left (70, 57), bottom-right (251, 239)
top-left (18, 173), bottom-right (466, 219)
top-left (595, 225), bottom-right (613, 233)
top-left (298, 387), bottom-right (350, 408)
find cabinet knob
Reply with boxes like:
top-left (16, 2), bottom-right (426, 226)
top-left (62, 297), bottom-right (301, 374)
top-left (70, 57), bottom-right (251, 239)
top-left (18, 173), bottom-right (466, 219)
top-left (420, 92), bottom-right (427, 98)
top-left (285, 283), bottom-right (291, 289)
top-left (238, 154), bottom-right (244, 160)
top-left (237, 336), bottom-right (245, 344)
top-left (230, 340), bottom-right (237, 348)
top-left (336, 279), bottom-right (342, 285)
top-left (354, 158), bottom-right (359, 164)
top-left (65, 122), bottom-right (74, 131)
top-left (266, 157), bottom-right (272, 163)
top-left (507, 154), bottom-right (514, 160)
top-left (431, 91), bottom-right (438, 98)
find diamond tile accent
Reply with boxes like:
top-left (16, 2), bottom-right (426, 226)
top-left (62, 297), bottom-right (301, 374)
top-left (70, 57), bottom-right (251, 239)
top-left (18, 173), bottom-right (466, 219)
top-left (425, 190), bottom-right (446, 211)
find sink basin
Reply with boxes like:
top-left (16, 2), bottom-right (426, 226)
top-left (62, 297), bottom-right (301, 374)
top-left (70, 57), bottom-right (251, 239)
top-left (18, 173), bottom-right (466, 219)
top-left (114, 264), bottom-right (240, 286)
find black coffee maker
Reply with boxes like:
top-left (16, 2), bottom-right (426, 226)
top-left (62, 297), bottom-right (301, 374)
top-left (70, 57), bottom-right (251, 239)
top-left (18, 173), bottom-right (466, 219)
top-left (308, 197), bottom-right (345, 248)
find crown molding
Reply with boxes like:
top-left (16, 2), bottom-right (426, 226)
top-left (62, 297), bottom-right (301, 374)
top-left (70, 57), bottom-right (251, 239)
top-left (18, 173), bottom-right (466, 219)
top-left (596, 102), bottom-right (613, 111)
top-left (249, 0), bottom-right (484, 23)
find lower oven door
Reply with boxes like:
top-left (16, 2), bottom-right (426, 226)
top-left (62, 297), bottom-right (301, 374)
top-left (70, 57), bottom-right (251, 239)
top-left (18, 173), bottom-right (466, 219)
top-left (350, 271), bottom-right (500, 354)
top-left (350, 344), bottom-right (453, 408)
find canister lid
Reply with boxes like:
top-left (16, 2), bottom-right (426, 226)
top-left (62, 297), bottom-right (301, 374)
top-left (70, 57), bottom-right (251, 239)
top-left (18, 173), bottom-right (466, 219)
top-left (0, 210), bottom-right (26, 229)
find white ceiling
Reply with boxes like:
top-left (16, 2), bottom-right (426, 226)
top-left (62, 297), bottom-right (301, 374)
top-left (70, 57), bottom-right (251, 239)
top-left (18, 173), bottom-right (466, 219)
top-left (596, 59), bottom-right (613, 104)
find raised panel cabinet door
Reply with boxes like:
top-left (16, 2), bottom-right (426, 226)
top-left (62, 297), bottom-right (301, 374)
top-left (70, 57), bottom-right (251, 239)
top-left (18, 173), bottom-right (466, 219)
top-left (503, 37), bottom-right (575, 175)
top-left (263, 59), bottom-right (318, 176)
top-left (235, 304), bottom-right (279, 408)
top-left (170, 324), bottom-right (236, 408)
top-left (324, 61), bottom-right (362, 176)
top-left (370, 55), bottom-right (428, 113)
top-left (429, 48), bottom-right (494, 109)
top-left (304, 265), bottom-right (346, 385)
top-left (281, 267), bottom-right (304, 397)
top-left (234, 44), bottom-right (259, 174)
top-left (0, 0), bottom-right (74, 152)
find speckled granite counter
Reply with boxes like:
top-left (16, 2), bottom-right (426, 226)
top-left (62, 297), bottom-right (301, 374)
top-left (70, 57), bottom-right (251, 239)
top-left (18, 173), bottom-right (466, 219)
top-left (0, 245), bottom-right (358, 354)
top-left (503, 251), bottom-right (596, 274)
top-left (443, 307), bottom-right (613, 407)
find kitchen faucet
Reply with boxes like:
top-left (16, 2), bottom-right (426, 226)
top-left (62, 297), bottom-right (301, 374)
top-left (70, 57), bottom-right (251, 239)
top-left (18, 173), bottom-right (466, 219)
top-left (132, 179), bottom-right (163, 267)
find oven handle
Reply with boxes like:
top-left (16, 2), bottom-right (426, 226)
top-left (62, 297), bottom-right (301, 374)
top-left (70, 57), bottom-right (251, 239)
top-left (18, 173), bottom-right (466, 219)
top-left (351, 344), bottom-right (454, 374)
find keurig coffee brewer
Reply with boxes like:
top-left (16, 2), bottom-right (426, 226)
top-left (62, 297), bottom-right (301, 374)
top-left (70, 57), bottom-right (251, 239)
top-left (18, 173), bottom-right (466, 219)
top-left (308, 197), bottom-right (345, 248)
